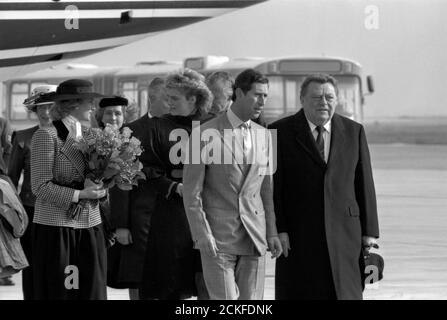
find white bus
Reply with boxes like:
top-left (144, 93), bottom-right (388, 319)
top-left (2, 56), bottom-right (373, 130)
top-left (185, 56), bottom-right (374, 123)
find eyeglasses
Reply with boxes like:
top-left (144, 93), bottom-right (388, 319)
top-left (311, 95), bottom-right (336, 103)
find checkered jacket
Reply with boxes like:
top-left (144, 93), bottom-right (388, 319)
top-left (30, 124), bottom-right (101, 228)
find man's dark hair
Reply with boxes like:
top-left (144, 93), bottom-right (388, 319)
top-left (300, 73), bottom-right (338, 99)
top-left (233, 69), bottom-right (269, 101)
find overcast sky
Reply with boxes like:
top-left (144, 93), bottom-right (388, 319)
top-left (76, 0), bottom-right (447, 119)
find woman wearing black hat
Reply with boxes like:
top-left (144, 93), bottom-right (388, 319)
top-left (139, 69), bottom-right (214, 300)
top-left (30, 79), bottom-right (108, 300)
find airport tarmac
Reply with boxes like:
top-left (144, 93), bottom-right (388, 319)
top-left (1, 144), bottom-right (446, 300)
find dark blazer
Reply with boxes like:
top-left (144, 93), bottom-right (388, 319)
top-left (107, 114), bottom-right (159, 288)
top-left (270, 110), bottom-right (379, 300)
top-left (140, 113), bottom-right (213, 299)
top-left (8, 125), bottom-right (38, 207)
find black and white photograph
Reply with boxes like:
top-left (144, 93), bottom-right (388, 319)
top-left (0, 0), bottom-right (446, 305)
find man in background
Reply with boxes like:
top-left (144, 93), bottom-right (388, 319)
top-left (148, 77), bottom-right (170, 117)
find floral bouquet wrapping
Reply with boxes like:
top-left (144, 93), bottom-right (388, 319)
top-left (69, 125), bottom-right (146, 221)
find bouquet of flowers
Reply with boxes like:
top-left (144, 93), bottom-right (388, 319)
top-left (69, 124), bottom-right (146, 221)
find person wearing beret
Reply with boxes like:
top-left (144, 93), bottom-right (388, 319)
top-left (7, 85), bottom-right (56, 298)
top-left (30, 79), bottom-right (108, 300)
top-left (93, 95), bottom-right (140, 299)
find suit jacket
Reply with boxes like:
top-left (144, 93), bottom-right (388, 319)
top-left (8, 125), bottom-right (38, 207)
top-left (0, 117), bottom-right (12, 174)
top-left (270, 110), bottom-right (379, 300)
top-left (183, 113), bottom-right (278, 256)
top-left (30, 121), bottom-right (101, 228)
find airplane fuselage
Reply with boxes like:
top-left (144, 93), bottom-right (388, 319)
top-left (0, 0), bottom-right (265, 80)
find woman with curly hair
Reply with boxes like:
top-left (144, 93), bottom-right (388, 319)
top-left (139, 69), bottom-right (213, 300)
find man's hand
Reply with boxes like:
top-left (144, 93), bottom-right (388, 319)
top-left (176, 183), bottom-right (183, 197)
top-left (196, 234), bottom-right (218, 257)
top-left (278, 232), bottom-right (291, 258)
top-left (267, 235), bottom-right (283, 259)
top-left (116, 228), bottom-right (133, 245)
top-left (362, 236), bottom-right (379, 255)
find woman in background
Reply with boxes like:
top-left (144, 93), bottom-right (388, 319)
top-left (94, 96), bottom-right (141, 300)
top-left (8, 85), bottom-right (56, 299)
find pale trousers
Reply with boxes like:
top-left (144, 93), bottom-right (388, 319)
top-left (201, 252), bottom-right (265, 300)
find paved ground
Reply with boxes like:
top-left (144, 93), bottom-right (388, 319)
top-left (1, 144), bottom-right (446, 300)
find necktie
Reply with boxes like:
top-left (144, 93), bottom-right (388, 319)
top-left (316, 125), bottom-right (325, 161)
top-left (240, 122), bottom-right (251, 166)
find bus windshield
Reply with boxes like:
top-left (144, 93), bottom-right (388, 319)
top-left (264, 75), bottom-right (362, 122)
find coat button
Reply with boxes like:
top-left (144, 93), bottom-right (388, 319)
top-left (255, 210), bottom-right (258, 215)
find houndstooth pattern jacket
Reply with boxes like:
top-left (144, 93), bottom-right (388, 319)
top-left (30, 121), bottom-right (101, 228)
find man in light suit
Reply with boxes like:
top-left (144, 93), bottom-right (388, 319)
top-left (183, 69), bottom-right (282, 300)
top-left (270, 74), bottom-right (379, 300)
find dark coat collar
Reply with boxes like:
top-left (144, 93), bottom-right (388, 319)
top-left (52, 120), bottom-right (69, 141)
top-left (292, 109), bottom-right (346, 169)
top-left (293, 110), bottom-right (326, 168)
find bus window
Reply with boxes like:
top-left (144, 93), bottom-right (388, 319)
top-left (285, 80), bottom-right (296, 111)
top-left (119, 81), bottom-right (138, 104)
top-left (139, 88), bottom-right (148, 117)
top-left (334, 76), bottom-right (361, 120)
top-left (10, 83), bottom-right (29, 120)
top-left (264, 76), bottom-right (284, 119)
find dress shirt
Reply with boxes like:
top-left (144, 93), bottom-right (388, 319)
top-left (227, 107), bottom-right (253, 164)
top-left (306, 118), bottom-right (331, 163)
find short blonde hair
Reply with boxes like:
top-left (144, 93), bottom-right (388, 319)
top-left (165, 68), bottom-right (213, 117)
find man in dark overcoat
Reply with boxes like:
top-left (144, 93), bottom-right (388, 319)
top-left (270, 74), bottom-right (380, 300)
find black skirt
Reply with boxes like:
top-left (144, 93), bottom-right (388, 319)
top-left (139, 194), bottom-right (199, 300)
top-left (32, 223), bottom-right (107, 300)
top-left (20, 205), bottom-right (34, 300)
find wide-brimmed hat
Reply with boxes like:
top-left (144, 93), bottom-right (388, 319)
top-left (99, 96), bottom-right (128, 108)
top-left (23, 85), bottom-right (58, 109)
top-left (46, 79), bottom-right (105, 101)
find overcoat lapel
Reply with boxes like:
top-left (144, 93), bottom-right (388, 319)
top-left (293, 110), bottom-right (326, 169)
top-left (326, 114), bottom-right (346, 168)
